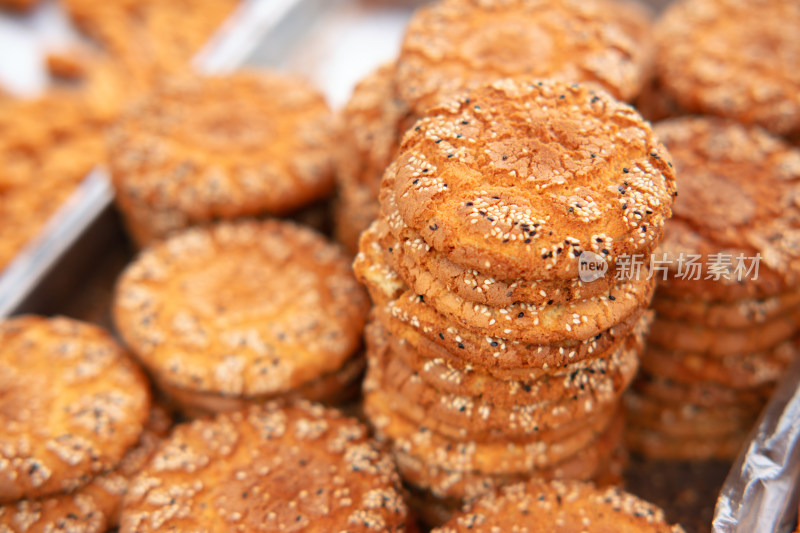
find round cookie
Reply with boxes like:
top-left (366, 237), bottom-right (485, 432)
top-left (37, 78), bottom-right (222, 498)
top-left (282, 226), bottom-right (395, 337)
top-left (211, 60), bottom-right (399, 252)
top-left (370, 331), bottom-right (636, 439)
top-left (626, 424), bottom-right (748, 461)
top-left (355, 221), bottom-right (650, 370)
top-left (363, 387), bottom-right (616, 475)
top-left (431, 479), bottom-right (685, 533)
top-left (653, 117), bottom-right (800, 288)
top-left (156, 354), bottom-right (365, 418)
top-left (0, 405), bottom-right (172, 533)
top-left (0, 316), bottom-right (151, 503)
top-left (640, 341), bottom-right (795, 390)
top-left (631, 374), bottom-right (772, 410)
top-left (108, 72), bottom-right (337, 246)
top-left (383, 79), bottom-right (677, 281)
top-left (624, 391), bottom-right (759, 439)
top-left (368, 217), bottom-right (655, 344)
top-left (655, 0), bottom-right (800, 137)
top-left (396, 0), bottom-right (653, 113)
top-left (119, 402), bottom-right (411, 532)
top-left (379, 190), bottom-right (618, 308)
top-left (648, 312), bottom-right (800, 357)
top-left (652, 289), bottom-right (800, 328)
top-left (335, 62), bottom-right (409, 253)
top-left (114, 219), bottom-right (369, 400)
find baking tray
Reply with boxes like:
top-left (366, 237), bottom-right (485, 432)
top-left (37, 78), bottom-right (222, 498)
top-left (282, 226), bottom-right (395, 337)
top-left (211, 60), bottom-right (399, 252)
top-left (3, 1), bottom-right (799, 532)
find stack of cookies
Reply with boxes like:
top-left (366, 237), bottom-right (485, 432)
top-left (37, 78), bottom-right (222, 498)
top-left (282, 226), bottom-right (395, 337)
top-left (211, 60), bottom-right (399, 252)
top-left (355, 79), bottom-right (677, 523)
top-left (0, 315), bottom-right (167, 532)
top-left (335, 0), bottom-right (655, 253)
top-left (113, 219), bottom-right (370, 418)
top-left (626, 117), bottom-right (800, 460)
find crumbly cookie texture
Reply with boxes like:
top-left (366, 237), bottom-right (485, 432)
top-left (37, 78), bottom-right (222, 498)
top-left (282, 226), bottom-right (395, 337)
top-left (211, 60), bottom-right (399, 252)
top-left (384, 79), bottom-right (676, 281)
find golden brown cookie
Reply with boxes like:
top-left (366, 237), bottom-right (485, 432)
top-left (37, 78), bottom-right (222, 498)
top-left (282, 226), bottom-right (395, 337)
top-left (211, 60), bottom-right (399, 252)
top-left (640, 340), bottom-right (795, 390)
top-left (431, 479), bottom-right (685, 533)
top-left (631, 374), bottom-right (772, 410)
top-left (0, 316), bottom-right (151, 503)
top-left (156, 354), bottom-right (365, 418)
top-left (652, 289), bottom-right (800, 328)
top-left (119, 402), bottom-right (412, 532)
top-left (383, 79), bottom-right (677, 281)
top-left (396, 0), bottom-right (654, 113)
top-left (0, 404), bottom-right (172, 533)
top-left (113, 219), bottom-right (369, 401)
top-left (626, 424), bottom-right (748, 461)
top-left (654, 117), bottom-right (800, 288)
top-left (377, 204), bottom-right (618, 307)
top-left (648, 312), bottom-right (800, 357)
top-left (355, 221), bottom-right (650, 371)
top-left (108, 72), bottom-right (337, 246)
top-left (655, 0), bottom-right (800, 137)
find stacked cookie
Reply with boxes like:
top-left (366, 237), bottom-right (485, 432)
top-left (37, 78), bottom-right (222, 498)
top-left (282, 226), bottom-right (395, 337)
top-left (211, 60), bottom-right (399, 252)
top-left (113, 219), bottom-right (369, 418)
top-left (355, 79), bottom-right (677, 522)
top-left (335, 0), bottom-right (655, 253)
top-left (0, 316), bottom-right (166, 533)
top-left (626, 117), bottom-right (800, 460)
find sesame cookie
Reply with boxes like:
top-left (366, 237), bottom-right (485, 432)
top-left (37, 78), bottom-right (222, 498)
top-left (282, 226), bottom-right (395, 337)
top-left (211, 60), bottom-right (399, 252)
top-left (648, 312), bottom-right (800, 357)
top-left (383, 322), bottom-right (641, 408)
top-left (119, 402), bottom-right (411, 532)
top-left (626, 425), bottom-right (747, 461)
top-left (364, 386), bottom-right (616, 475)
top-left (652, 289), bottom-right (800, 329)
top-left (383, 79), bottom-right (677, 281)
top-left (377, 205), bottom-right (618, 307)
top-left (0, 404), bottom-right (171, 533)
top-left (631, 374), bottom-right (772, 410)
top-left (624, 391), bottom-right (758, 439)
top-left (0, 316), bottom-right (151, 503)
top-left (355, 223), bottom-right (649, 371)
top-left (655, 0), bottom-right (800, 137)
top-left (391, 412), bottom-right (624, 503)
top-left (640, 341), bottom-right (795, 390)
top-left (335, 62), bottom-right (408, 253)
top-left (156, 354), bottom-right (365, 418)
top-left (370, 330), bottom-right (637, 440)
top-left (431, 479), bottom-right (685, 533)
top-left (396, 0), bottom-right (653, 114)
top-left (108, 72), bottom-right (336, 246)
top-left (114, 219), bottom-right (369, 401)
top-left (653, 117), bottom-right (800, 286)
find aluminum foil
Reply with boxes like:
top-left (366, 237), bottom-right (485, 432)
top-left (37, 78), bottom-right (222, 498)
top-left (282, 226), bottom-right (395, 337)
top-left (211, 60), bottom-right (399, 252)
top-left (714, 356), bottom-right (800, 533)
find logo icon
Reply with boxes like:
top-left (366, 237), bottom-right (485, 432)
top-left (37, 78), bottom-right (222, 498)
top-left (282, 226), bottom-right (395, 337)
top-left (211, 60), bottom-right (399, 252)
top-left (578, 251), bottom-right (608, 283)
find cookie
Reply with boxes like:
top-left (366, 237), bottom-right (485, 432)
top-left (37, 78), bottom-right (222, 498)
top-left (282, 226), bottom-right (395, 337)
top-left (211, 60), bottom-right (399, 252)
top-left (392, 412), bottom-right (624, 503)
top-left (383, 79), bottom-right (677, 281)
top-left (396, 0), bottom-right (653, 114)
top-left (119, 402), bottom-right (411, 532)
top-left (355, 223), bottom-right (650, 371)
top-left (378, 204), bottom-right (618, 307)
top-left (626, 425), bottom-right (748, 461)
top-left (431, 479), bottom-right (685, 533)
top-left (156, 354), bottom-right (365, 418)
top-left (114, 219), bottom-right (369, 401)
top-left (654, 117), bottom-right (800, 287)
top-left (655, 0), bottom-right (800, 136)
top-left (652, 289), bottom-right (800, 328)
top-left (631, 374), bottom-right (772, 410)
top-left (640, 341), bottom-right (795, 390)
top-left (648, 312), bottom-right (800, 357)
top-left (0, 316), bottom-right (151, 503)
top-left (369, 329), bottom-right (637, 440)
top-left (364, 386), bottom-right (617, 475)
top-left (108, 72), bottom-right (337, 246)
